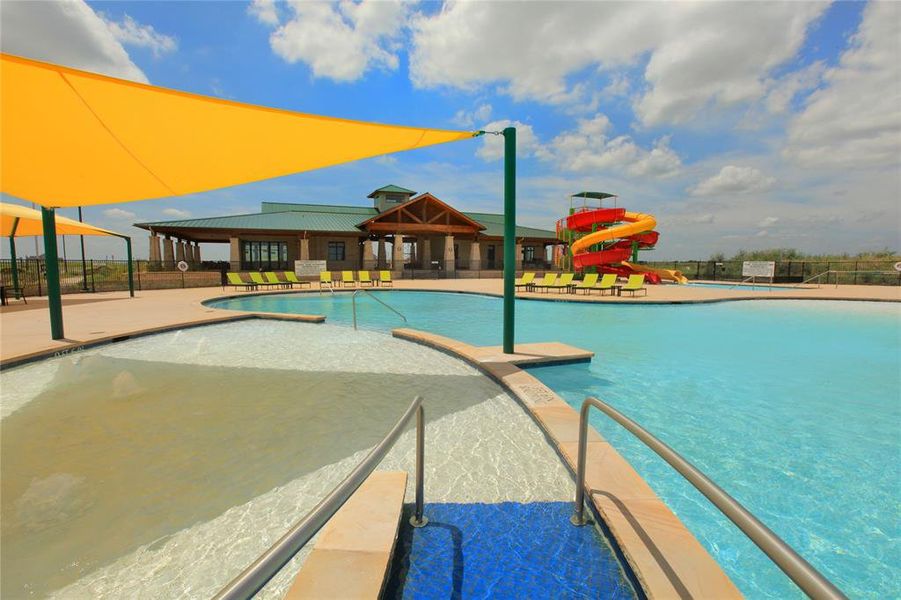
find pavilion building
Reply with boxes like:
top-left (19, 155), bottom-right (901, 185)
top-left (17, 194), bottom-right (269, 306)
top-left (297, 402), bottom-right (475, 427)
top-left (135, 185), bottom-right (559, 275)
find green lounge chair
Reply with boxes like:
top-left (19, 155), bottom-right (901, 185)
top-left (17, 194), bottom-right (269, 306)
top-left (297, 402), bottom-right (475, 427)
top-left (379, 270), bottom-right (393, 287)
top-left (264, 272), bottom-right (291, 289)
top-left (531, 273), bottom-right (558, 293)
top-left (549, 273), bottom-right (575, 293)
top-left (620, 274), bottom-right (647, 297)
top-left (226, 272), bottom-right (256, 291)
top-left (573, 273), bottom-right (599, 294)
top-left (249, 272), bottom-right (279, 288)
top-left (515, 272), bottom-right (535, 290)
top-left (283, 271), bottom-right (312, 288)
top-left (358, 271), bottom-right (374, 287)
top-left (596, 274), bottom-right (619, 296)
top-left (319, 271), bottom-right (334, 289)
top-left (341, 271), bottom-right (356, 287)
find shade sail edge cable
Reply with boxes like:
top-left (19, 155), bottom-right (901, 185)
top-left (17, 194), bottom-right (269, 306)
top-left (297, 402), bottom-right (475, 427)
top-left (57, 71), bottom-right (177, 196)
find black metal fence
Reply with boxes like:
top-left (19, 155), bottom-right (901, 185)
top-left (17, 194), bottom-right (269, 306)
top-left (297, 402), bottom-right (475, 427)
top-left (0, 259), bottom-right (225, 296)
top-left (642, 259), bottom-right (901, 286)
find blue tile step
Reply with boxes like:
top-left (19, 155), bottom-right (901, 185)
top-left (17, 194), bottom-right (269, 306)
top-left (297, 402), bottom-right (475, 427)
top-left (385, 501), bottom-right (637, 599)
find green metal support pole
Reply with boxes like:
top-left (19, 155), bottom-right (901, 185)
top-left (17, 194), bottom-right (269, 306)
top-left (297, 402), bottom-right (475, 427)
top-left (41, 207), bottom-right (65, 339)
top-left (9, 217), bottom-right (20, 298)
top-left (124, 237), bottom-right (135, 297)
top-left (503, 127), bottom-right (516, 354)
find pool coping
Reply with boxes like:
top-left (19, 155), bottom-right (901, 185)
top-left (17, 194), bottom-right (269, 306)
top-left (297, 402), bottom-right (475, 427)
top-left (392, 327), bottom-right (743, 600)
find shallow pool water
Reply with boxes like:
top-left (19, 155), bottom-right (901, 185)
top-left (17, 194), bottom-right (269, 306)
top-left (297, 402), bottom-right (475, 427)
top-left (208, 291), bottom-right (901, 599)
top-left (0, 321), bottom-right (582, 598)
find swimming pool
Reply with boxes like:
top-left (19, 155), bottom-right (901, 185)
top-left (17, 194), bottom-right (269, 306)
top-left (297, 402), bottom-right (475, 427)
top-left (208, 291), bottom-right (901, 599)
top-left (1, 321), bottom-right (609, 598)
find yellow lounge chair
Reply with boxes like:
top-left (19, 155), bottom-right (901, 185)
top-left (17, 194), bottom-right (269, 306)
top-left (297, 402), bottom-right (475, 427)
top-left (264, 272), bottom-right (291, 289)
top-left (549, 273), bottom-right (575, 293)
top-left (249, 272), bottom-right (280, 288)
top-left (226, 272), bottom-right (256, 291)
top-left (283, 271), bottom-right (312, 288)
top-left (515, 272), bottom-right (535, 290)
top-left (319, 271), bottom-right (334, 289)
top-left (358, 271), bottom-right (374, 287)
top-left (620, 274), bottom-right (647, 296)
top-left (379, 271), bottom-right (393, 287)
top-left (573, 273), bottom-right (599, 294)
top-left (531, 273), bottom-right (558, 293)
top-left (341, 271), bottom-right (356, 287)
top-left (596, 273), bottom-right (619, 296)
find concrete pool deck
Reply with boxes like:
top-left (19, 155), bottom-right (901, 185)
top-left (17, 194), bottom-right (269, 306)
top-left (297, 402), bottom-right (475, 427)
top-left (0, 279), bottom-right (898, 365)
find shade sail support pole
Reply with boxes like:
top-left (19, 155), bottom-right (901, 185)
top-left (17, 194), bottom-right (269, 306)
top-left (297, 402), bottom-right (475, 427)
top-left (503, 127), bottom-right (516, 354)
top-left (41, 207), bottom-right (64, 339)
top-left (78, 207), bottom-right (89, 292)
top-left (9, 217), bottom-right (20, 298)
top-left (124, 237), bottom-right (135, 297)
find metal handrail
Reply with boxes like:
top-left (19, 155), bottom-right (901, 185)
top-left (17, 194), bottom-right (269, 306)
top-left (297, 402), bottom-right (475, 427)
top-left (801, 270), bottom-right (898, 288)
top-left (571, 397), bottom-right (847, 600)
top-left (352, 288), bottom-right (407, 330)
top-left (214, 396), bottom-right (428, 600)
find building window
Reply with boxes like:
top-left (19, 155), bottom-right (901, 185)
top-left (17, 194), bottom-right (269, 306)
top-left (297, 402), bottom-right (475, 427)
top-left (523, 246), bottom-right (536, 262)
top-left (241, 241), bottom-right (289, 270)
top-left (328, 241), bottom-right (346, 261)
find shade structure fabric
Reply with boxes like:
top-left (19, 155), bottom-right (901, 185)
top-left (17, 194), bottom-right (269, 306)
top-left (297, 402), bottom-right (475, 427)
top-left (0, 53), bottom-right (478, 207)
top-left (1, 202), bottom-right (121, 237)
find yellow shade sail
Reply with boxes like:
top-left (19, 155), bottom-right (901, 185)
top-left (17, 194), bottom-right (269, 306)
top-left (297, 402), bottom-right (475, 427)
top-left (0, 53), bottom-right (478, 207)
top-left (1, 202), bottom-right (122, 237)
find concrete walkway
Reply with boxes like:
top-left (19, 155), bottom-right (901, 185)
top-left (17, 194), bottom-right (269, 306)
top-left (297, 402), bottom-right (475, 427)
top-left (1, 279), bottom-right (898, 364)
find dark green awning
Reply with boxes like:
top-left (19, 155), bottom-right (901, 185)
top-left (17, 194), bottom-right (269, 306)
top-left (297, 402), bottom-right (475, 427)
top-left (571, 191), bottom-right (617, 200)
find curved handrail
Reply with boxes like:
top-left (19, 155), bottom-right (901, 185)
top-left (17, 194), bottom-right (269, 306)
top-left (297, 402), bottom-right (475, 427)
top-left (571, 396), bottom-right (847, 600)
top-left (352, 288), bottom-right (407, 330)
top-left (214, 396), bottom-right (427, 600)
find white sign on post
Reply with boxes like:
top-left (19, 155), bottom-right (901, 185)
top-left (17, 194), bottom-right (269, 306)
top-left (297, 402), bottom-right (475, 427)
top-left (742, 261), bottom-right (775, 278)
top-left (295, 260), bottom-right (327, 277)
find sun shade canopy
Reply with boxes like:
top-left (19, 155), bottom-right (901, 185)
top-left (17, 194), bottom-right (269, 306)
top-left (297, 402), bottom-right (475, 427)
top-left (571, 192), bottom-right (617, 200)
top-left (1, 202), bottom-right (122, 237)
top-left (0, 53), bottom-right (478, 207)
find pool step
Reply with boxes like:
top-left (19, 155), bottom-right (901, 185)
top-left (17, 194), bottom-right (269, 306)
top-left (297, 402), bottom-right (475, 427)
top-left (284, 471), bottom-right (407, 599)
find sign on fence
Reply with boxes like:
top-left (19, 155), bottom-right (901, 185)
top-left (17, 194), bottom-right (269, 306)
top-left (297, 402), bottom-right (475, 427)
top-left (295, 260), bottom-right (327, 277)
top-left (742, 261), bottom-right (775, 278)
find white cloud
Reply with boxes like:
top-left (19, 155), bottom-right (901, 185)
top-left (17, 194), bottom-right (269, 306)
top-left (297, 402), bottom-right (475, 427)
top-left (764, 61), bottom-right (825, 114)
top-left (690, 166), bottom-right (776, 196)
top-left (548, 115), bottom-right (682, 178)
top-left (162, 208), bottom-right (191, 218)
top-left (0, 0), bottom-right (148, 82)
top-left (103, 208), bottom-right (137, 220)
top-left (102, 14), bottom-right (177, 57)
top-left (476, 120), bottom-right (549, 162)
top-left (409, 3), bottom-right (826, 125)
top-left (452, 103), bottom-right (492, 128)
top-left (263, 0), bottom-right (407, 82)
top-left (757, 216), bottom-right (779, 228)
top-left (783, 1), bottom-right (901, 169)
top-left (248, 0), bottom-right (280, 26)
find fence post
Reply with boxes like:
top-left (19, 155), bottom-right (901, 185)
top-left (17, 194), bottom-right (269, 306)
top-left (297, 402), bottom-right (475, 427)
top-left (37, 259), bottom-right (42, 297)
top-left (137, 260), bottom-right (142, 290)
top-left (853, 261), bottom-right (858, 285)
top-left (91, 259), bottom-right (95, 292)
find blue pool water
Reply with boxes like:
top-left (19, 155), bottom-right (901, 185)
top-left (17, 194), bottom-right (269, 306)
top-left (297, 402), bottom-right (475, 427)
top-left (208, 292), bottom-right (901, 599)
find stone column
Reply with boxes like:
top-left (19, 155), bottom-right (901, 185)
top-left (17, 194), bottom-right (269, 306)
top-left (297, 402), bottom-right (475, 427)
top-left (377, 237), bottom-right (386, 269)
top-left (192, 242), bottom-right (201, 264)
top-left (420, 237), bottom-right (432, 269)
top-left (444, 234), bottom-right (455, 273)
top-left (362, 239), bottom-right (377, 270)
top-left (148, 234), bottom-right (161, 264)
top-left (175, 240), bottom-right (186, 264)
top-left (162, 236), bottom-right (175, 268)
top-left (298, 236), bottom-right (310, 261)
top-left (514, 242), bottom-right (523, 272)
top-left (391, 235), bottom-right (404, 271)
top-left (469, 240), bottom-right (481, 271)
top-left (229, 236), bottom-right (240, 271)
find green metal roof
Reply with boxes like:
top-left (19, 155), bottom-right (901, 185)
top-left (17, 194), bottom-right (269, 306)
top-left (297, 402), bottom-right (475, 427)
top-left (572, 191), bottom-right (617, 200)
top-left (137, 203), bottom-right (556, 239)
top-left (463, 212), bottom-right (557, 240)
top-left (367, 184), bottom-right (416, 198)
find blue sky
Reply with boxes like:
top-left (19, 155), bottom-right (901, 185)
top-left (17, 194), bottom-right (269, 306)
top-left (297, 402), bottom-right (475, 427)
top-left (1, 0), bottom-right (899, 260)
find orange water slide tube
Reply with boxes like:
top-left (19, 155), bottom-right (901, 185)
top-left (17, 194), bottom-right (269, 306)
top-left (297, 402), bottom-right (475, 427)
top-left (569, 212), bottom-right (657, 255)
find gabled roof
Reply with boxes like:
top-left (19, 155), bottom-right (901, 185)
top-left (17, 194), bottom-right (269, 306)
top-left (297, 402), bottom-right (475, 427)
top-left (367, 184), bottom-right (416, 198)
top-left (357, 192), bottom-right (485, 231)
top-left (261, 202), bottom-right (377, 216)
top-left (135, 210), bottom-right (366, 233)
top-left (463, 212), bottom-right (557, 240)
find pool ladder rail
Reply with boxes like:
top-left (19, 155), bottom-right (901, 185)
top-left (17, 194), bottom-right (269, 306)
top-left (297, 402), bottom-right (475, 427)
top-left (571, 396), bottom-right (848, 600)
top-left (352, 288), bottom-right (407, 330)
top-left (213, 395), bottom-right (427, 600)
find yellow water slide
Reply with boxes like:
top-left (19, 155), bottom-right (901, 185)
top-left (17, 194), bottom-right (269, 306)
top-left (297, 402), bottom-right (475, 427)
top-left (621, 261), bottom-right (689, 284)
